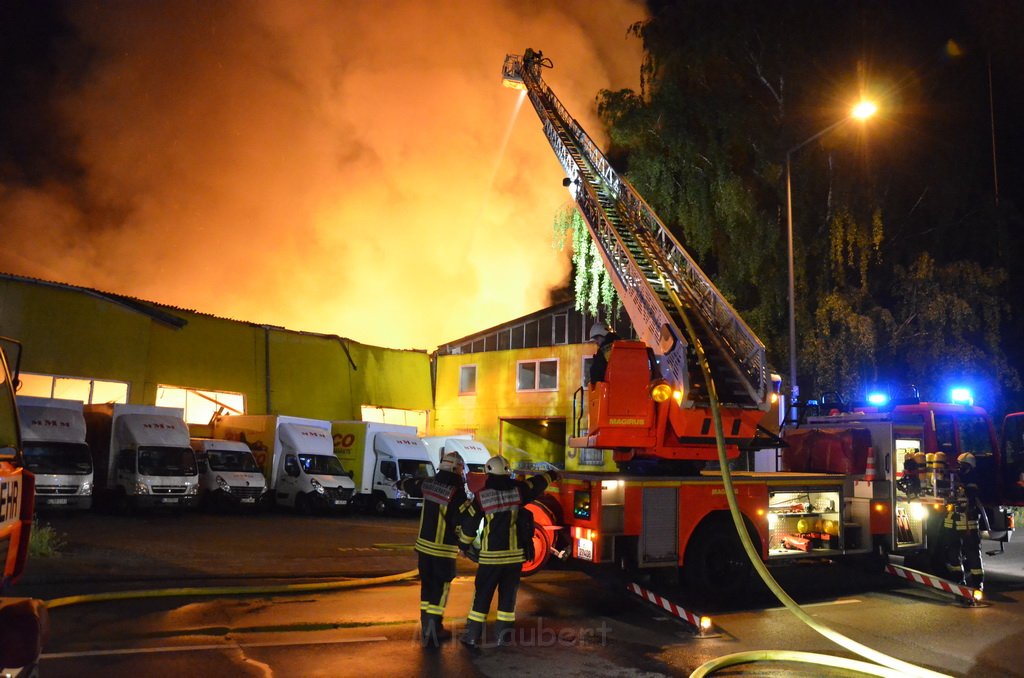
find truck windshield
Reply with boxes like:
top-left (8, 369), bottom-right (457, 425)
top-left (207, 450), bottom-right (260, 473)
top-left (23, 443), bottom-right (92, 475)
top-left (299, 453), bottom-right (347, 476)
top-left (399, 460), bottom-right (434, 480)
top-left (138, 446), bottom-right (198, 477)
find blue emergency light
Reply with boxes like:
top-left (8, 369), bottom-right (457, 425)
top-left (867, 392), bottom-right (889, 406)
top-left (950, 388), bottom-right (974, 406)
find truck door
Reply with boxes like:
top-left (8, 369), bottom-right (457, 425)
top-left (1000, 413), bottom-right (1024, 505)
top-left (279, 454), bottom-right (301, 503)
top-left (115, 449), bottom-right (135, 489)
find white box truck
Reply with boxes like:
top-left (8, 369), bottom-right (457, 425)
top-left (189, 438), bottom-right (268, 510)
top-left (16, 396), bottom-right (94, 511)
top-left (332, 421), bottom-right (436, 514)
top-left (421, 435), bottom-right (493, 473)
top-left (213, 415), bottom-right (355, 514)
top-left (83, 404), bottom-right (199, 511)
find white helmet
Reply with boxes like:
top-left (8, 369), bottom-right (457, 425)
top-left (484, 456), bottom-right (512, 476)
top-left (439, 451), bottom-right (465, 473)
top-left (589, 322), bottom-right (608, 342)
top-left (957, 452), bottom-right (976, 470)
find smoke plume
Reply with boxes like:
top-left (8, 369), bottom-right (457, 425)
top-left (0, 0), bottom-right (645, 349)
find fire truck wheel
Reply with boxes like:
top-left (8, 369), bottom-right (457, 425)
top-left (683, 517), bottom-right (757, 602)
top-left (521, 525), bottom-right (551, 576)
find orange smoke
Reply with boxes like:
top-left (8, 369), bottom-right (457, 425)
top-left (0, 1), bottom-right (645, 350)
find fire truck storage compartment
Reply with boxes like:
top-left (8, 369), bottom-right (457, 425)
top-left (640, 486), bottom-right (679, 565)
top-left (768, 487), bottom-right (843, 558)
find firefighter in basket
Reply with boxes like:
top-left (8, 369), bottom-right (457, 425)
top-left (943, 452), bottom-right (985, 591)
top-left (399, 451), bottom-right (467, 647)
top-left (457, 456), bottom-right (557, 649)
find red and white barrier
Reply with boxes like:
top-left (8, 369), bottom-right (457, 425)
top-left (885, 562), bottom-right (980, 602)
top-left (626, 582), bottom-right (711, 632)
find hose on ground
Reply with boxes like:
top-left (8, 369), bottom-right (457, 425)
top-left (675, 306), bottom-right (949, 678)
top-left (44, 567), bottom-right (418, 610)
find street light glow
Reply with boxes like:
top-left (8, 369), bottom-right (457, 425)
top-left (851, 100), bottom-right (877, 120)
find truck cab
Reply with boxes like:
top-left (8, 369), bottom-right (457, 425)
top-left (16, 397), bottom-right (93, 511)
top-left (84, 404), bottom-right (199, 512)
top-left (190, 438), bottom-right (268, 510)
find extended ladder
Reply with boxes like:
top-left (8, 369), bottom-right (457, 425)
top-left (502, 52), bottom-right (768, 410)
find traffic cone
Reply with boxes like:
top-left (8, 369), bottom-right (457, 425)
top-left (864, 449), bottom-right (875, 481)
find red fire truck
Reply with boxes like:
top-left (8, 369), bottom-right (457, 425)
top-left (502, 50), bottom-right (1021, 598)
top-left (0, 338), bottom-right (48, 671)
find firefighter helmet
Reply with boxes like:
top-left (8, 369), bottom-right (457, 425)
top-left (484, 455), bottom-right (512, 476)
top-left (439, 451), bottom-right (465, 473)
top-left (957, 452), bottom-right (976, 470)
top-left (588, 322), bottom-right (608, 343)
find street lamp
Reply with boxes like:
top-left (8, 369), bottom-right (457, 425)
top-left (785, 100), bottom-right (876, 423)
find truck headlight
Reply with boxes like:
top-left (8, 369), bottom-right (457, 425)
top-left (394, 489), bottom-right (407, 500)
top-left (134, 481), bottom-right (150, 495)
top-left (216, 475), bottom-right (230, 491)
top-left (186, 483), bottom-right (198, 496)
top-left (311, 478), bottom-right (325, 494)
top-left (79, 481), bottom-right (93, 496)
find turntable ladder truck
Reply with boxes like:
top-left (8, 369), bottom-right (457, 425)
top-left (502, 50), bottom-right (869, 598)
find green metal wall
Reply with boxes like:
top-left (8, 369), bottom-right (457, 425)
top-left (0, 275), bottom-right (431, 420)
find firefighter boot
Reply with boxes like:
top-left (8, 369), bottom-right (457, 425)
top-left (421, 613), bottom-right (451, 648)
top-left (494, 621), bottom-right (514, 647)
top-left (460, 620), bottom-right (483, 650)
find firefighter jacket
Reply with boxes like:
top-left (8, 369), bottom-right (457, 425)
top-left (457, 471), bottom-right (555, 566)
top-left (400, 470), bottom-right (467, 559)
top-left (944, 467), bottom-right (981, 532)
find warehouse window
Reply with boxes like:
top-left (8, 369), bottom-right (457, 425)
top-left (459, 365), bottom-right (477, 395)
top-left (517, 359), bottom-right (558, 392)
top-left (360, 406), bottom-right (428, 434)
top-left (156, 386), bottom-right (245, 426)
top-left (19, 372), bottom-right (129, 404)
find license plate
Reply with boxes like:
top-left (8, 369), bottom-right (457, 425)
top-left (161, 497), bottom-right (179, 504)
top-left (333, 499), bottom-right (348, 505)
top-left (576, 537), bottom-right (594, 561)
top-left (48, 498), bottom-right (68, 505)
top-left (240, 498), bottom-right (255, 504)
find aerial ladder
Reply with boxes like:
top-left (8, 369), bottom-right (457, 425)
top-left (502, 50), bottom-right (777, 470)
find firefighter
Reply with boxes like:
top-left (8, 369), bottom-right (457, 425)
top-left (588, 322), bottom-right (620, 384)
top-left (399, 451), bottom-right (467, 647)
top-left (943, 452), bottom-right (985, 590)
top-left (457, 457), bottom-right (557, 649)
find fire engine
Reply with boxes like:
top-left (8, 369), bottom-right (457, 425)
top-left (501, 49), bottom-right (1022, 598)
top-left (0, 337), bottom-right (47, 671)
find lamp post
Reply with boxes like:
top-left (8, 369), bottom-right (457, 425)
top-left (785, 101), bottom-right (876, 423)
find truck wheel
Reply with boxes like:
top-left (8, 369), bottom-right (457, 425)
top-left (294, 492), bottom-right (313, 516)
top-left (683, 517), bottom-right (757, 603)
top-left (372, 492), bottom-right (389, 516)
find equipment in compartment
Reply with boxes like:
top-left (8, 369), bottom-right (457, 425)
top-left (768, 488), bottom-right (842, 556)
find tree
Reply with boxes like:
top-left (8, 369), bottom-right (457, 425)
top-left (594, 0), bottom-right (1023, 412)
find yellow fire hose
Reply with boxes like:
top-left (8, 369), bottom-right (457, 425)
top-left (44, 567), bottom-right (419, 610)
top-left (678, 308), bottom-right (951, 678)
